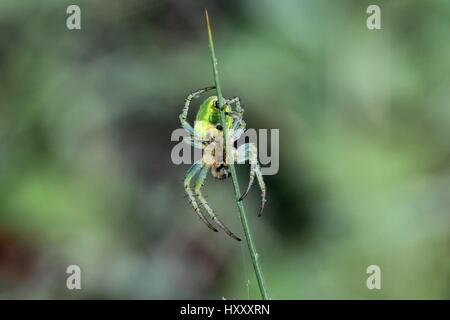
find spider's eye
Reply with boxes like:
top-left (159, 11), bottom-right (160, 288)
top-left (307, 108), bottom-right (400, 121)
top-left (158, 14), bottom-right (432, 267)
top-left (216, 124), bottom-right (223, 131)
top-left (214, 101), bottom-right (219, 109)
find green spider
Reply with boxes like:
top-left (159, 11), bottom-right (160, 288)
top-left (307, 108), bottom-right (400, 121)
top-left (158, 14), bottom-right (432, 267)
top-left (179, 86), bottom-right (266, 241)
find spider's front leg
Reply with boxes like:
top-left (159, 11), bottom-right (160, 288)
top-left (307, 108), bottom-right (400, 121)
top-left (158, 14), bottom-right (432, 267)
top-left (179, 86), bottom-right (216, 137)
top-left (184, 161), bottom-right (218, 232)
top-left (194, 166), bottom-right (242, 241)
top-left (235, 143), bottom-right (267, 216)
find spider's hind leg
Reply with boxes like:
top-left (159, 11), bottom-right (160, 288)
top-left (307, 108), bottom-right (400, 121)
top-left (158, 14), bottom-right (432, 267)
top-left (194, 166), bottom-right (242, 241)
top-left (184, 161), bottom-right (218, 232)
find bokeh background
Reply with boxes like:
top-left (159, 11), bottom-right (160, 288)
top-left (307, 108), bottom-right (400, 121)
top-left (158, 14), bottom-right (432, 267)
top-left (0, 0), bottom-right (449, 299)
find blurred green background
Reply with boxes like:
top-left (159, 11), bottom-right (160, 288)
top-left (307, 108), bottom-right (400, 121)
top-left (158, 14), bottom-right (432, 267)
top-left (0, 0), bottom-right (449, 299)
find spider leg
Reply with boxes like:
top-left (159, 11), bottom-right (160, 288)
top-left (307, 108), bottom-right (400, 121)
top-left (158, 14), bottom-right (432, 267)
top-left (184, 161), bottom-right (218, 232)
top-left (214, 96), bottom-right (243, 117)
top-left (183, 136), bottom-right (207, 149)
top-left (232, 117), bottom-right (247, 142)
top-left (236, 143), bottom-right (266, 216)
top-left (226, 97), bottom-right (247, 141)
top-left (236, 144), bottom-right (255, 199)
top-left (194, 166), bottom-right (242, 241)
top-left (180, 86), bottom-right (216, 137)
top-left (253, 163), bottom-right (267, 216)
top-left (226, 96), bottom-right (245, 115)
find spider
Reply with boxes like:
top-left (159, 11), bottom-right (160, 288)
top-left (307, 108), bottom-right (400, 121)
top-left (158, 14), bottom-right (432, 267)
top-left (179, 86), bottom-right (266, 241)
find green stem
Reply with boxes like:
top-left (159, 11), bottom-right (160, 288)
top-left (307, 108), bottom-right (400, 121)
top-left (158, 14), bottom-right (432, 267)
top-left (205, 9), bottom-right (270, 300)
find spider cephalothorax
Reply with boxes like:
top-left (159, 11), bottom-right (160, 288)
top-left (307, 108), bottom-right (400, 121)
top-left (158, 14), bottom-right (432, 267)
top-left (179, 86), bottom-right (266, 241)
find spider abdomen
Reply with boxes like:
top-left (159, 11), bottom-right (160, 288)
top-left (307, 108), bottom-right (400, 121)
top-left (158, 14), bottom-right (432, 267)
top-left (194, 96), bottom-right (233, 139)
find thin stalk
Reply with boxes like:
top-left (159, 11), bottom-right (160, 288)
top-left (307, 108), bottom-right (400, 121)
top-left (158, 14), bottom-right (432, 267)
top-left (205, 9), bottom-right (270, 300)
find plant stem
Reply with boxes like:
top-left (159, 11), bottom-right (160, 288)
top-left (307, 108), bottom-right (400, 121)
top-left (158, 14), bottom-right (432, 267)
top-left (205, 9), bottom-right (270, 300)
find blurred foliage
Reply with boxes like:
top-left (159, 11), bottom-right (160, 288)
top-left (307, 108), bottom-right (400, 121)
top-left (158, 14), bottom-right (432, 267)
top-left (0, 0), bottom-right (449, 299)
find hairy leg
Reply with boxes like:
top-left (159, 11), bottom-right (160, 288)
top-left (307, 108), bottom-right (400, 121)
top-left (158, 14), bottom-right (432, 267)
top-left (194, 166), bottom-right (241, 241)
top-left (184, 161), bottom-right (218, 232)
top-left (226, 97), bottom-right (247, 140)
top-left (236, 143), bottom-right (266, 216)
top-left (226, 96), bottom-right (244, 115)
